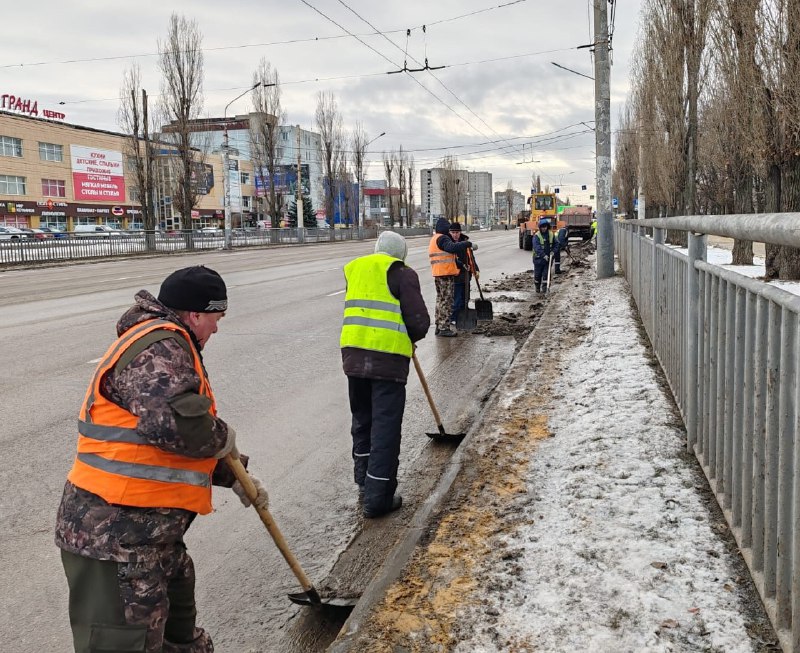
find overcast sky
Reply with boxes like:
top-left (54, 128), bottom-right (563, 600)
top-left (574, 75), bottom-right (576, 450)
top-left (0, 0), bottom-right (639, 205)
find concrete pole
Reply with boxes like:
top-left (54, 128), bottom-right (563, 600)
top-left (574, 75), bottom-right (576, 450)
top-left (594, 0), bottom-right (614, 278)
top-left (296, 125), bottom-right (305, 243)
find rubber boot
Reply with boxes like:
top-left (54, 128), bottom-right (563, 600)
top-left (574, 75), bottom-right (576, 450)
top-left (353, 454), bottom-right (368, 497)
top-left (534, 282), bottom-right (541, 293)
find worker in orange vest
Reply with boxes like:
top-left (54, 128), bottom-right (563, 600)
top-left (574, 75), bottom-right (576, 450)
top-left (429, 217), bottom-right (474, 337)
top-left (55, 266), bottom-right (267, 653)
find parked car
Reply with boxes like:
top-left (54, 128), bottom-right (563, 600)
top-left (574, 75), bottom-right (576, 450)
top-left (199, 227), bottom-right (222, 235)
top-left (0, 226), bottom-right (24, 240)
top-left (26, 228), bottom-right (54, 240)
top-left (38, 226), bottom-right (67, 239)
top-left (73, 224), bottom-right (122, 238)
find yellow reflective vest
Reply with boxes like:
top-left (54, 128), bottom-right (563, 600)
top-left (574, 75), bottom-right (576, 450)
top-left (340, 253), bottom-right (413, 358)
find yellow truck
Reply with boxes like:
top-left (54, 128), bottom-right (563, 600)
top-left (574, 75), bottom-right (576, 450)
top-left (518, 192), bottom-right (558, 250)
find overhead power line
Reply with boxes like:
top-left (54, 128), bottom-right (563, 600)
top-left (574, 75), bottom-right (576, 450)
top-left (0, 0), bottom-right (528, 70)
top-left (298, 0), bottom-right (516, 154)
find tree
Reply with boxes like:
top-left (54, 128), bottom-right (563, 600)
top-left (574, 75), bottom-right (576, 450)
top-left (315, 91), bottom-right (343, 238)
top-left (158, 14), bottom-right (205, 236)
top-left (118, 64), bottom-right (156, 249)
top-left (505, 181), bottom-right (515, 226)
top-left (250, 58), bottom-right (284, 229)
top-left (440, 155), bottom-right (465, 221)
top-left (288, 193), bottom-right (316, 228)
top-left (350, 122), bottom-right (369, 227)
top-left (382, 150), bottom-right (396, 226)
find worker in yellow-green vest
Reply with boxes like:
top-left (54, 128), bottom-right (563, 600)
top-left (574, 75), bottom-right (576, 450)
top-left (341, 231), bottom-right (430, 518)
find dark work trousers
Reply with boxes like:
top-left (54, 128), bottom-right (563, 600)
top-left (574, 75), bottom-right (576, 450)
top-left (451, 280), bottom-right (466, 322)
top-left (60, 547), bottom-right (213, 653)
top-left (533, 258), bottom-right (549, 286)
top-left (348, 376), bottom-right (406, 513)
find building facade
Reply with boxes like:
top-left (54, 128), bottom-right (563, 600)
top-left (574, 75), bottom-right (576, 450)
top-left (467, 171), bottom-right (493, 224)
top-left (176, 115), bottom-right (325, 226)
top-left (494, 189), bottom-right (527, 224)
top-left (421, 167), bottom-right (492, 224)
top-left (0, 111), bottom-right (227, 231)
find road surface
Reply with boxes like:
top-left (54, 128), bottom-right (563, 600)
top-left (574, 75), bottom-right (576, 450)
top-left (0, 230), bottom-right (536, 652)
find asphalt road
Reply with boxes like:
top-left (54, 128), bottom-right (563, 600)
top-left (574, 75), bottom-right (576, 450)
top-left (0, 229), bottom-right (531, 652)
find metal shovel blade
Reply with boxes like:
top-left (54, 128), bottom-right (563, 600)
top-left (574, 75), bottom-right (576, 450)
top-left (475, 298), bottom-right (493, 321)
top-left (288, 591), bottom-right (359, 608)
top-left (426, 423), bottom-right (467, 442)
top-left (455, 307), bottom-right (478, 331)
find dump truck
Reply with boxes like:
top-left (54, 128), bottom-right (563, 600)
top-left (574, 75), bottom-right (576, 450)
top-left (559, 205), bottom-right (593, 241)
top-left (518, 191), bottom-right (558, 250)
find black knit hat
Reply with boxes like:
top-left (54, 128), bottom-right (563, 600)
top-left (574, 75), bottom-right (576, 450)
top-left (449, 222), bottom-right (462, 232)
top-left (158, 266), bottom-right (228, 313)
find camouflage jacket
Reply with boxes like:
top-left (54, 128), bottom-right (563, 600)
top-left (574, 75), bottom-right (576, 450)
top-left (55, 290), bottom-right (241, 562)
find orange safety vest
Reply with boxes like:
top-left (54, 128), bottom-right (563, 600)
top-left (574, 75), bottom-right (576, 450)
top-left (428, 234), bottom-right (459, 277)
top-left (68, 319), bottom-right (218, 515)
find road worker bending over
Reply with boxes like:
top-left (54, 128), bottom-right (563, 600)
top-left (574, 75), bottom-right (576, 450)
top-left (55, 265), bottom-right (268, 653)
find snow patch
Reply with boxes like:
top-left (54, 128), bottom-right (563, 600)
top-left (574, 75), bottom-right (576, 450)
top-left (455, 276), bottom-right (756, 653)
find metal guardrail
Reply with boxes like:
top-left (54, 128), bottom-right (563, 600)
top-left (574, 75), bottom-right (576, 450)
top-left (615, 216), bottom-right (800, 652)
top-left (0, 226), bottom-right (395, 266)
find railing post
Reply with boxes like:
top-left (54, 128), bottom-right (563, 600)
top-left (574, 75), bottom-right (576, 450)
top-left (652, 227), bottom-right (664, 346)
top-left (686, 232), bottom-right (706, 451)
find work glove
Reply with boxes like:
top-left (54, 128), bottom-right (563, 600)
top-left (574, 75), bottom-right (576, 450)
top-left (214, 426), bottom-right (239, 459)
top-left (232, 475), bottom-right (269, 511)
top-left (474, 270), bottom-right (480, 281)
top-left (471, 243), bottom-right (478, 251)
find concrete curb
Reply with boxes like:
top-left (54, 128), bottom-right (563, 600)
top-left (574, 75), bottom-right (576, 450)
top-left (327, 282), bottom-right (577, 652)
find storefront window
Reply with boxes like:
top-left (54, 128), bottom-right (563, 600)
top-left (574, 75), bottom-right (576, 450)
top-left (0, 175), bottom-right (26, 195)
top-left (39, 142), bottom-right (63, 162)
top-left (41, 179), bottom-right (66, 197)
top-left (0, 136), bottom-right (22, 158)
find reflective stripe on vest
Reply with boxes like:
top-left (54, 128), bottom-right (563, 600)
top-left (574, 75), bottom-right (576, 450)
top-left (428, 235), bottom-right (459, 276)
top-left (68, 319), bottom-right (217, 514)
top-left (340, 253), bottom-right (413, 358)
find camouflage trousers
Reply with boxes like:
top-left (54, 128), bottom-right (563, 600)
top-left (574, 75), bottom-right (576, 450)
top-left (434, 276), bottom-right (456, 331)
top-left (61, 547), bottom-right (213, 653)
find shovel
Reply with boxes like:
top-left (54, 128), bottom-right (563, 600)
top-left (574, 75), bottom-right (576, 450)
top-left (225, 453), bottom-right (357, 608)
top-left (545, 253), bottom-right (554, 295)
top-left (470, 253), bottom-right (492, 320)
top-left (412, 352), bottom-right (467, 441)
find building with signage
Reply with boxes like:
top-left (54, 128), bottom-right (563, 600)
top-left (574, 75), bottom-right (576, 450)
top-left (0, 110), bottom-right (226, 231)
top-left (164, 114), bottom-right (324, 226)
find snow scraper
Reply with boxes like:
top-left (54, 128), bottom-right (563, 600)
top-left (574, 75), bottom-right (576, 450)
top-left (226, 453), bottom-right (358, 608)
top-left (412, 352), bottom-right (467, 442)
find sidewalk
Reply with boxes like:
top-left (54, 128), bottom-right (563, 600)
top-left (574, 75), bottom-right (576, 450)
top-left (330, 262), bottom-right (776, 652)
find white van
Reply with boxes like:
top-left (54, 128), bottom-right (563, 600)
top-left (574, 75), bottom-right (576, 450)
top-left (73, 225), bottom-right (118, 238)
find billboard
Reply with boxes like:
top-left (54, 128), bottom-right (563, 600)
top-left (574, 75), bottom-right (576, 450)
top-left (71, 145), bottom-right (125, 202)
top-left (227, 160), bottom-right (241, 212)
top-left (255, 164), bottom-right (310, 197)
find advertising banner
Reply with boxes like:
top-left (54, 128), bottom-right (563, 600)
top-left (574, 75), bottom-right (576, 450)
top-left (255, 164), bottom-right (310, 197)
top-left (227, 160), bottom-right (241, 212)
top-left (71, 145), bottom-right (125, 202)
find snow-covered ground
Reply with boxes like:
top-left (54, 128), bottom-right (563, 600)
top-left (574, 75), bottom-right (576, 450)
top-left (456, 275), bottom-right (759, 653)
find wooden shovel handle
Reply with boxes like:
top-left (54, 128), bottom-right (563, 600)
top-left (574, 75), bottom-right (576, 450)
top-left (412, 352), bottom-right (444, 428)
top-left (225, 454), bottom-right (315, 593)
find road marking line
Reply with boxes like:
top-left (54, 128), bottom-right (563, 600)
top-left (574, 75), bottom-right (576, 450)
top-left (327, 289), bottom-right (346, 296)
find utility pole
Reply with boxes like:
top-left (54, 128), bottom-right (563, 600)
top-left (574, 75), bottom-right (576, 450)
top-left (594, 0), bottom-right (614, 278)
top-left (296, 125), bottom-right (305, 243)
top-left (223, 82), bottom-right (261, 250)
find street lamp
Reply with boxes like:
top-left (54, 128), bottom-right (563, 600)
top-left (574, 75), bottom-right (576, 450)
top-left (358, 131), bottom-right (386, 229)
top-left (223, 82), bottom-right (261, 250)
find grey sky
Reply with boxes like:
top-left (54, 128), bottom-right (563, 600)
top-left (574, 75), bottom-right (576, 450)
top-left (0, 0), bottom-right (639, 204)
